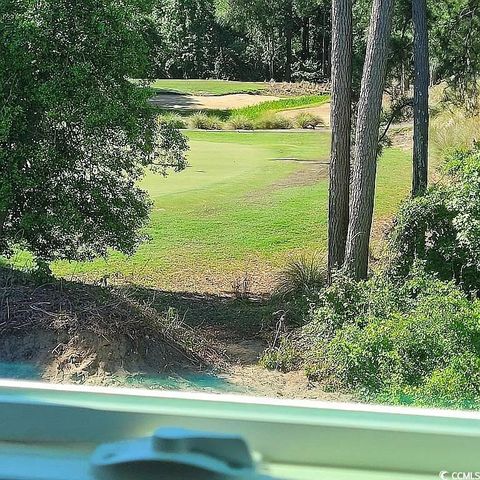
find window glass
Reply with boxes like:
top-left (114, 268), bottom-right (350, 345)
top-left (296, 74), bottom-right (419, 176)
top-left (1, 0), bottom-right (479, 412)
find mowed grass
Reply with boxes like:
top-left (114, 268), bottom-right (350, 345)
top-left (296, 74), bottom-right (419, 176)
top-left (150, 79), bottom-right (267, 95)
top-left (52, 131), bottom-right (412, 292)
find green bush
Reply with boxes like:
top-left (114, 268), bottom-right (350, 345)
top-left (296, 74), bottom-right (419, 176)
top-left (188, 112), bottom-right (222, 130)
top-left (390, 146), bottom-right (480, 293)
top-left (227, 114), bottom-right (256, 130)
top-left (255, 113), bottom-right (293, 130)
top-left (157, 113), bottom-right (187, 129)
top-left (378, 353), bottom-right (480, 409)
top-left (260, 338), bottom-right (301, 372)
top-left (276, 254), bottom-right (326, 299)
top-left (294, 112), bottom-right (324, 129)
top-left (302, 270), bottom-right (480, 408)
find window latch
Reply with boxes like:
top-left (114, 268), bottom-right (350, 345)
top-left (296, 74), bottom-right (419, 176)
top-left (91, 427), bottom-right (279, 480)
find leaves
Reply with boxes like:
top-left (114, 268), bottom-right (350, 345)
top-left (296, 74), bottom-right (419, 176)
top-left (0, 0), bottom-right (188, 263)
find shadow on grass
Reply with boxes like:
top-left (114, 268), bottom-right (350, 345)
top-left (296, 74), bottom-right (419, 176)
top-left (131, 286), bottom-right (283, 337)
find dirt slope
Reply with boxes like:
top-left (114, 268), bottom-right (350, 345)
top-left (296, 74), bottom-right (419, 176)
top-left (0, 268), bottom-right (347, 401)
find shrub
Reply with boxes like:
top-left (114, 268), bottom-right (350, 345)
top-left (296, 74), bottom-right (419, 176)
top-left (291, 59), bottom-right (323, 83)
top-left (378, 353), bottom-right (480, 409)
top-left (389, 145), bottom-right (480, 293)
top-left (188, 112), bottom-right (222, 130)
top-left (302, 270), bottom-right (480, 408)
top-left (260, 338), bottom-right (301, 372)
top-left (157, 113), bottom-right (187, 129)
top-left (275, 254), bottom-right (326, 299)
top-left (294, 112), bottom-right (324, 129)
top-left (255, 113), bottom-right (293, 130)
top-left (227, 114), bottom-right (256, 130)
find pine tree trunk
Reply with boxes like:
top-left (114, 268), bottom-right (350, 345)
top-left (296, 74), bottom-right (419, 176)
top-left (344, 0), bottom-right (394, 280)
top-left (412, 0), bottom-right (429, 196)
top-left (285, 3), bottom-right (293, 82)
top-left (328, 0), bottom-right (353, 279)
top-left (302, 17), bottom-right (310, 60)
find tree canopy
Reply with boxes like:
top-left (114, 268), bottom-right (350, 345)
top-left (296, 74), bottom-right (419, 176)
top-left (0, 0), bottom-right (187, 263)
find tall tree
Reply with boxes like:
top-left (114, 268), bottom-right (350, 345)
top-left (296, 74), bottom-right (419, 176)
top-left (285, 0), bottom-right (295, 82)
top-left (0, 0), bottom-right (187, 263)
top-left (158, 0), bottom-right (217, 78)
top-left (344, 0), bottom-right (394, 280)
top-left (412, 0), bottom-right (429, 196)
top-left (327, 0), bottom-right (353, 278)
top-left (431, 0), bottom-right (480, 110)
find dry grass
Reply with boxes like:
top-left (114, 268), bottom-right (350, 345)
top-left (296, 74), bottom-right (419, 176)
top-left (0, 267), bottom-right (222, 382)
top-left (431, 108), bottom-right (480, 156)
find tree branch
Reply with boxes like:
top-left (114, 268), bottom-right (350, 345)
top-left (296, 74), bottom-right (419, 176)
top-left (378, 98), bottom-right (413, 143)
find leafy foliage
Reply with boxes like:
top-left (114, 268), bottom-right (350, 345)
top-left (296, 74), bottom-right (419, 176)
top-left (301, 269), bottom-right (480, 409)
top-left (0, 0), bottom-right (188, 263)
top-left (260, 337), bottom-right (301, 372)
top-left (389, 146), bottom-right (480, 293)
top-left (430, 0), bottom-right (480, 111)
top-left (153, 0), bottom-right (217, 78)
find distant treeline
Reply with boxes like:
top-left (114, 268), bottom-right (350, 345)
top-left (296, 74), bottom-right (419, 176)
top-left (145, 0), bottom-right (479, 101)
top-left (147, 0), bottom-right (332, 82)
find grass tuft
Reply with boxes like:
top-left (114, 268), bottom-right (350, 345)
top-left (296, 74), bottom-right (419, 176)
top-left (255, 113), bottom-right (293, 130)
top-left (275, 254), bottom-right (327, 298)
top-left (431, 108), bottom-right (480, 156)
top-left (226, 114), bottom-right (256, 130)
top-left (294, 112), bottom-right (324, 129)
top-left (158, 113), bottom-right (188, 129)
top-left (188, 112), bottom-right (223, 130)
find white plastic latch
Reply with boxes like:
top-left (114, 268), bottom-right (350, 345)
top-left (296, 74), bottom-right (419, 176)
top-left (91, 427), bottom-right (279, 480)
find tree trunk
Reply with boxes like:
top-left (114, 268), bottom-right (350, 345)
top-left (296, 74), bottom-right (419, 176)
top-left (302, 17), bottom-right (310, 60)
top-left (327, 0), bottom-right (353, 279)
top-left (285, 2), bottom-right (293, 82)
top-left (0, 209), bottom-right (8, 246)
top-left (321, 9), bottom-right (327, 77)
top-left (344, 0), bottom-right (394, 280)
top-left (268, 35), bottom-right (275, 79)
top-left (412, 0), bottom-right (429, 197)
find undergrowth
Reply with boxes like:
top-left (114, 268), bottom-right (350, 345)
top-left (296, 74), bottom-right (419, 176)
top-left (261, 145), bottom-right (480, 409)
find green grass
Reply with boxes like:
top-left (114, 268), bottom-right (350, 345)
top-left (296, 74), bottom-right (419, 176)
top-left (232, 95), bottom-right (329, 120)
top-left (149, 79), bottom-right (267, 96)
top-left (51, 131), bottom-right (412, 292)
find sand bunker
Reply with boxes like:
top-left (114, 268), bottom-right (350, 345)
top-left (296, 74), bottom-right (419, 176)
top-left (150, 93), bottom-right (280, 110)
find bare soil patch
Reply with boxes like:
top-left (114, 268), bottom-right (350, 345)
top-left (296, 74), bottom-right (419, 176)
top-left (0, 267), bottom-right (344, 401)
